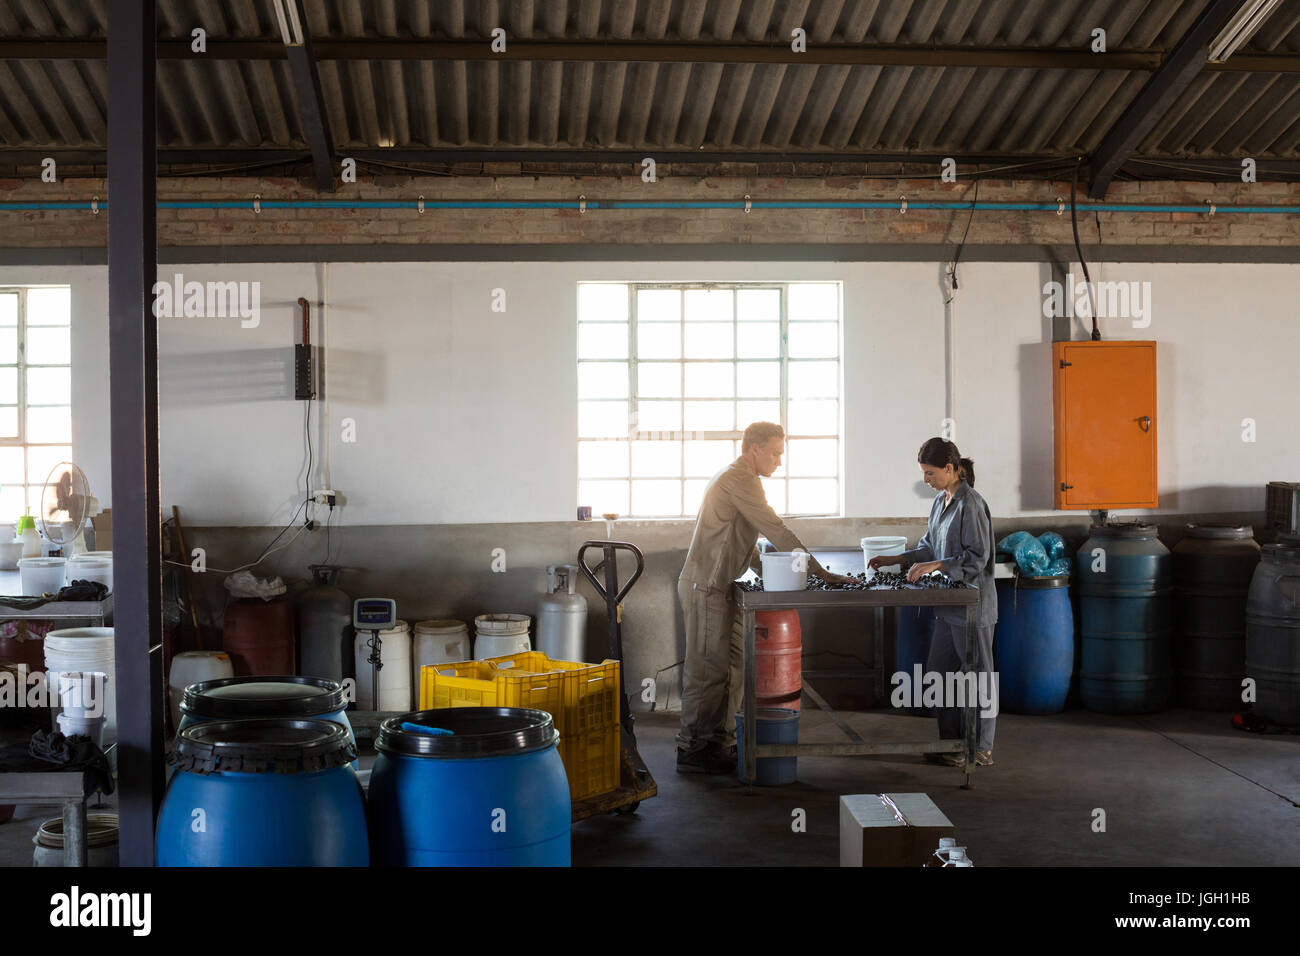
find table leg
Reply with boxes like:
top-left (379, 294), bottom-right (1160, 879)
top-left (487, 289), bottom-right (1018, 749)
top-left (63, 799), bottom-right (87, 867)
top-left (872, 607), bottom-right (886, 704)
top-left (963, 604), bottom-right (977, 789)
top-left (743, 609), bottom-right (756, 785)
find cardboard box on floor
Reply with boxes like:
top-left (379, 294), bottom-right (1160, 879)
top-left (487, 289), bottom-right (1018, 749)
top-left (840, 793), bottom-right (955, 867)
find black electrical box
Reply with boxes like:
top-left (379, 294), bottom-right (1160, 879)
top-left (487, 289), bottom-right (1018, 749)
top-left (295, 344), bottom-right (322, 400)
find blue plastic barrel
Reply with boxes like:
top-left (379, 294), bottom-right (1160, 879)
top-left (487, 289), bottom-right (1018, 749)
top-left (994, 574), bottom-right (1074, 714)
top-left (368, 707), bottom-right (571, 867)
top-left (735, 707), bottom-right (799, 785)
top-left (1245, 535), bottom-right (1300, 726)
top-left (155, 718), bottom-right (368, 866)
top-left (1077, 523), bottom-right (1173, 714)
top-left (178, 675), bottom-right (356, 768)
top-left (895, 606), bottom-right (935, 716)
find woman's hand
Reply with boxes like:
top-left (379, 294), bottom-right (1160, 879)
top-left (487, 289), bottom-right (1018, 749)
top-left (867, 555), bottom-right (901, 570)
top-left (906, 560), bottom-right (945, 583)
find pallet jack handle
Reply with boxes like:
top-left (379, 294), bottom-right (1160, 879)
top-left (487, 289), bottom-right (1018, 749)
top-left (577, 540), bottom-right (644, 736)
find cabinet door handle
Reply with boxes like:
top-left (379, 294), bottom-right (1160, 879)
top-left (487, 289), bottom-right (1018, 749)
top-left (1137, 416), bottom-right (1151, 432)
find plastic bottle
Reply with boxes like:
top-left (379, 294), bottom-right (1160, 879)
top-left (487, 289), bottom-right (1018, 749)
top-left (17, 512), bottom-right (41, 559)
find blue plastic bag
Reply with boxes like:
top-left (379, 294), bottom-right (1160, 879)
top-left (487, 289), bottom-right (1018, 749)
top-left (997, 531), bottom-right (1049, 574)
top-left (1037, 531), bottom-right (1068, 562)
top-left (1043, 558), bottom-right (1072, 577)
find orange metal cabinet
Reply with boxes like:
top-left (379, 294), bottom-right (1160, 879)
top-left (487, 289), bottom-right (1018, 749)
top-left (1053, 340), bottom-right (1157, 510)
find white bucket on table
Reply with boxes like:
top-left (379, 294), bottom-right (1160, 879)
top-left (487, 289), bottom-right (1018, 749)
top-left (65, 556), bottom-right (112, 591)
top-left (761, 551), bottom-right (811, 591)
top-left (861, 536), bottom-right (909, 581)
top-left (18, 557), bottom-right (66, 595)
top-left (473, 613), bottom-right (531, 660)
top-left (354, 620), bottom-right (411, 711)
top-left (44, 627), bottom-right (116, 743)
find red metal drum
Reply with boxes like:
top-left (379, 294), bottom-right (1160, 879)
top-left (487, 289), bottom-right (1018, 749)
top-left (222, 598), bottom-right (295, 676)
top-left (0, 621), bottom-right (52, 672)
top-left (754, 610), bottom-right (802, 711)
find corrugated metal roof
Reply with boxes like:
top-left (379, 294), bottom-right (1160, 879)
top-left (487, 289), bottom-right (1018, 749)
top-left (0, 0), bottom-right (1298, 163)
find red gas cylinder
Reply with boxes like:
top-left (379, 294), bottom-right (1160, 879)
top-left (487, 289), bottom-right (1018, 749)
top-left (754, 610), bottom-right (802, 711)
top-left (0, 621), bottom-right (51, 672)
top-left (222, 598), bottom-right (295, 676)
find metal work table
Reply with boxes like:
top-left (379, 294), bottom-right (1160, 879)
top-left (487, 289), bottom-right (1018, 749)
top-left (0, 771), bottom-right (96, 865)
top-left (734, 583), bottom-right (981, 788)
top-left (0, 571), bottom-right (114, 628)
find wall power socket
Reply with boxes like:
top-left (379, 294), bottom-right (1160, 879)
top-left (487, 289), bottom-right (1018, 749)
top-left (312, 489), bottom-right (339, 506)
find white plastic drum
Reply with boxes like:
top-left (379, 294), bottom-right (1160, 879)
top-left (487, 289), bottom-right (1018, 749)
top-left (412, 620), bottom-right (471, 688)
top-left (473, 614), bottom-right (531, 660)
top-left (65, 556), bottom-right (113, 592)
top-left (43, 627), bottom-right (115, 743)
top-left (861, 536), bottom-right (909, 581)
top-left (167, 650), bottom-right (235, 731)
top-left (354, 620), bottom-right (412, 711)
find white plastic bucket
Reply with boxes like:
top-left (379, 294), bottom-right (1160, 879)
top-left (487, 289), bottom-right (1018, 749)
top-left (413, 620), bottom-right (472, 686)
top-left (33, 812), bottom-right (119, 867)
top-left (0, 540), bottom-right (22, 570)
top-left (353, 620), bottom-right (411, 711)
top-left (57, 712), bottom-right (105, 747)
top-left (761, 551), bottom-right (810, 591)
top-left (473, 614), bottom-right (531, 660)
top-left (65, 556), bottom-right (112, 591)
top-left (861, 536), bottom-right (909, 581)
top-left (18, 557), bottom-right (66, 596)
top-left (44, 627), bottom-right (116, 743)
top-left (167, 650), bottom-right (235, 732)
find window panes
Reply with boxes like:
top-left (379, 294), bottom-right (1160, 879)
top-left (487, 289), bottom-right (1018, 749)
top-left (637, 323), bottom-right (680, 359)
top-left (0, 485), bottom-right (23, 518)
top-left (578, 401), bottom-right (628, 438)
top-left (26, 444), bottom-right (70, 485)
top-left (789, 283), bottom-right (838, 320)
top-left (578, 282), bottom-right (841, 517)
top-left (684, 289), bottom-right (732, 322)
top-left (578, 323), bottom-right (627, 360)
top-left (27, 406), bottom-right (70, 444)
top-left (26, 368), bottom-right (69, 406)
top-left (26, 288), bottom-right (70, 325)
top-left (737, 288), bottom-right (779, 321)
top-left (637, 362), bottom-right (681, 398)
top-left (0, 330), bottom-right (17, 364)
top-left (737, 361), bottom-right (779, 398)
top-left (0, 295), bottom-right (16, 325)
top-left (578, 441), bottom-right (628, 478)
top-left (0, 447), bottom-right (23, 484)
top-left (579, 284), bottom-right (628, 322)
top-left (684, 363), bottom-right (734, 399)
top-left (684, 322), bottom-right (733, 359)
top-left (0, 408), bottom-right (16, 439)
top-left (684, 440), bottom-right (734, 476)
top-left (788, 361), bottom-right (839, 399)
top-left (637, 289), bottom-right (679, 322)
top-left (737, 322), bottom-right (779, 359)
top-left (787, 439), bottom-right (838, 477)
top-left (578, 362), bottom-right (628, 399)
top-left (0, 369), bottom-right (16, 405)
top-left (631, 441), bottom-right (681, 477)
top-left (26, 327), bottom-right (70, 365)
top-left (787, 322), bottom-right (838, 358)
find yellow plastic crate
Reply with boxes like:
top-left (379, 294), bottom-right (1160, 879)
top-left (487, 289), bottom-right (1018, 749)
top-left (419, 659), bottom-right (567, 719)
top-left (485, 651), bottom-right (621, 739)
top-left (561, 726), bottom-right (621, 802)
top-left (419, 651), bottom-right (623, 802)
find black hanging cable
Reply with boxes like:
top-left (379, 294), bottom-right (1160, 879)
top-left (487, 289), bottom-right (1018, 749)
top-left (1071, 162), bottom-right (1100, 340)
top-left (947, 177), bottom-right (980, 297)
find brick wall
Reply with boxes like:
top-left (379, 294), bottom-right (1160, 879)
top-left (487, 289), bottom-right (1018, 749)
top-left (2, 173), bottom-right (1299, 248)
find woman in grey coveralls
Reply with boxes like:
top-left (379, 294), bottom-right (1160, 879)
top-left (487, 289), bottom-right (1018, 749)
top-left (869, 438), bottom-right (998, 767)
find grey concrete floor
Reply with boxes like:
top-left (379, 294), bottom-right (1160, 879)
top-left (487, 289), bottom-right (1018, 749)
top-left (1, 707), bottom-right (1295, 866)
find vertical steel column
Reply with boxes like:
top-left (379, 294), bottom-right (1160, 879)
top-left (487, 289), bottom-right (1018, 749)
top-left (742, 607), bottom-right (757, 785)
top-left (107, 0), bottom-right (164, 866)
top-left (962, 604), bottom-right (977, 789)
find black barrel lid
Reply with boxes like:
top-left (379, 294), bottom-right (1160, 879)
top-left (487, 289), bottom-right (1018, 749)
top-left (170, 718), bottom-right (356, 775)
top-left (375, 707), bottom-right (557, 758)
top-left (1089, 521), bottom-right (1158, 539)
top-left (1011, 571), bottom-right (1071, 588)
top-left (180, 675), bottom-right (346, 720)
top-left (1186, 524), bottom-right (1255, 540)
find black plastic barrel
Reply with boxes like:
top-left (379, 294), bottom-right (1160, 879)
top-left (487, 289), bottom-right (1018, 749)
top-left (1076, 523), bottom-right (1173, 714)
top-left (1172, 526), bottom-right (1260, 710)
top-left (1245, 534), bottom-right (1300, 727)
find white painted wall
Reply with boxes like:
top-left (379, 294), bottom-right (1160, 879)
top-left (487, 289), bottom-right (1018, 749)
top-left (8, 260), bottom-right (1298, 524)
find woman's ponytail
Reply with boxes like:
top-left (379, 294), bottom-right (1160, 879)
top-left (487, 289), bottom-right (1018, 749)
top-left (959, 456), bottom-right (975, 487)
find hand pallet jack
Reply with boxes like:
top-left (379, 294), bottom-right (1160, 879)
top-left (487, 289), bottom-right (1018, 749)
top-left (571, 540), bottom-right (658, 821)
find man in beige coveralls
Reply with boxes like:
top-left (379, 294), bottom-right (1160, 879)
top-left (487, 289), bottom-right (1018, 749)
top-left (676, 422), bottom-right (851, 774)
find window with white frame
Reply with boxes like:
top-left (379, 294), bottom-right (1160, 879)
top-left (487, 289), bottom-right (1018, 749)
top-left (0, 287), bottom-right (72, 519)
top-left (577, 282), bottom-right (841, 518)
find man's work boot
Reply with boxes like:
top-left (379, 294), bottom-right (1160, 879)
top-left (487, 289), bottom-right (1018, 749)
top-left (677, 744), bottom-right (736, 775)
